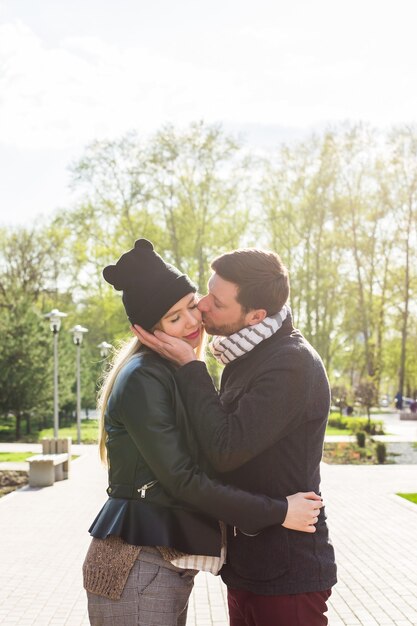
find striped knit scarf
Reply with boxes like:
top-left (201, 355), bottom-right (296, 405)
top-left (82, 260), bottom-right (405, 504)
top-left (209, 305), bottom-right (290, 365)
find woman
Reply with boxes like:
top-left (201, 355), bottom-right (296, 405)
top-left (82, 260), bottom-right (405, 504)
top-left (83, 239), bottom-right (322, 626)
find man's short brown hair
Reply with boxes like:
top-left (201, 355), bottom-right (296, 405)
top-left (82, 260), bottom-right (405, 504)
top-left (211, 248), bottom-right (290, 315)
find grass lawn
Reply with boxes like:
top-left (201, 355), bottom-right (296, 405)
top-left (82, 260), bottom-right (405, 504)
top-left (39, 421), bottom-right (99, 444)
top-left (0, 419), bottom-right (99, 444)
top-left (0, 452), bottom-right (31, 462)
top-left (325, 426), bottom-right (353, 436)
top-left (0, 452), bottom-right (78, 462)
top-left (397, 493), bottom-right (417, 504)
top-left (326, 412), bottom-right (385, 437)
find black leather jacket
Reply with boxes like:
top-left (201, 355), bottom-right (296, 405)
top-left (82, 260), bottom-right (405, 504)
top-left (89, 349), bottom-right (288, 557)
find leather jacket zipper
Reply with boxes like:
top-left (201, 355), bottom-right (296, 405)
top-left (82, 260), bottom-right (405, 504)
top-left (232, 526), bottom-right (258, 537)
top-left (137, 479), bottom-right (158, 498)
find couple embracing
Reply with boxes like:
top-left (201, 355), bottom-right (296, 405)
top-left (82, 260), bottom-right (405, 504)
top-left (83, 239), bottom-right (337, 626)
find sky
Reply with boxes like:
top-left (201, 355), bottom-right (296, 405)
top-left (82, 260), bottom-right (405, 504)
top-left (1, 0), bottom-right (417, 226)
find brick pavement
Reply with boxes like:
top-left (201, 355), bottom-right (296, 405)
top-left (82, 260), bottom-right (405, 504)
top-left (0, 442), bottom-right (416, 625)
top-left (322, 463), bottom-right (417, 626)
top-left (0, 444), bottom-right (104, 626)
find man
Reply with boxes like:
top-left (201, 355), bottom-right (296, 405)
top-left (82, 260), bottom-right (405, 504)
top-left (134, 247), bottom-right (337, 626)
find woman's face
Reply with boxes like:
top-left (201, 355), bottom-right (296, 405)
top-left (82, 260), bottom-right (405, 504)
top-left (159, 293), bottom-right (202, 349)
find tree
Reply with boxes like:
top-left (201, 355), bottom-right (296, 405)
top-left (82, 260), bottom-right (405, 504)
top-left (380, 126), bottom-right (417, 399)
top-left (331, 384), bottom-right (350, 416)
top-left (355, 380), bottom-right (378, 430)
top-left (146, 122), bottom-right (251, 292)
top-left (260, 131), bottom-right (346, 369)
top-left (0, 226), bottom-right (63, 307)
top-left (67, 121), bottom-right (251, 294)
top-left (0, 226), bottom-right (78, 436)
top-left (0, 304), bottom-right (52, 438)
top-left (1, 121), bottom-right (417, 434)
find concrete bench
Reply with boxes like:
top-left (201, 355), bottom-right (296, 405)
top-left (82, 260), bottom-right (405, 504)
top-left (26, 453), bottom-right (69, 487)
top-left (26, 437), bottom-right (72, 487)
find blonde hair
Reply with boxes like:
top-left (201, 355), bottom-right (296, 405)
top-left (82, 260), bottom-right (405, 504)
top-left (98, 330), bottom-right (207, 465)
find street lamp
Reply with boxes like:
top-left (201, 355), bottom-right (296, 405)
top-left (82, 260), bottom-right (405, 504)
top-left (97, 341), bottom-right (113, 359)
top-left (44, 308), bottom-right (68, 438)
top-left (70, 325), bottom-right (89, 445)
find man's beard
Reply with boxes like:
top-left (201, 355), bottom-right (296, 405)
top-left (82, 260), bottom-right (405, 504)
top-left (202, 314), bottom-right (247, 337)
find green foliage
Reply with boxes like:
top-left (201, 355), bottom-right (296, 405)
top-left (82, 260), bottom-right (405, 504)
top-left (356, 431), bottom-right (366, 447)
top-left (325, 425), bottom-right (351, 435)
top-left (331, 385), bottom-right (351, 415)
top-left (323, 442), bottom-right (375, 464)
top-left (0, 452), bottom-right (31, 462)
top-left (261, 124), bottom-right (417, 400)
top-left (355, 379), bottom-right (379, 427)
top-left (260, 132), bottom-right (344, 369)
top-left (0, 416), bottom-right (99, 444)
top-left (327, 415), bottom-right (350, 430)
top-left (350, 418), bottom-right (384, 435)
top-left (0, 225), bottom-right (102, 436)
top-left (376, 442), bottom-right (387, 464)
top-left (66, 121), bottom-right (250, 295)
top-left (327, 415), bottom-right (384, 435)
top-left (0, 303), bottom-right (53, 438)
top-left (397, 493), bottom-right (417, 504)
top-left (146, 122), bottom-right (250, 292)
top-left (1, 121), bottom-right (417, 441)
top-left (38, 419), bottom-right (99, 444)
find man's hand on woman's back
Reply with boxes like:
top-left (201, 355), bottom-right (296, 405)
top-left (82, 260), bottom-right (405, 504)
top-left (283, 492), bottom-right (323, 533)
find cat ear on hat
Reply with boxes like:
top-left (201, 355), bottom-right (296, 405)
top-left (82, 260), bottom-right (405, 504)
top-left (134, 239), bottom-right (154, 251)
top-left (102, 264), bottom-right (124, 290)
top-left (103, 239), bottom-right (154, 291)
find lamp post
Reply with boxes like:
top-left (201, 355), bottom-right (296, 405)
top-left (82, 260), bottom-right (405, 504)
top-left (44, 308), bottom-right (68, 438)
top-left (97, 341), bottom-right (113, 359)
top-left (70, 325), bottom-right (89, 445)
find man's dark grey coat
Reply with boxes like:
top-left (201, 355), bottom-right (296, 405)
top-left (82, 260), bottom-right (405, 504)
top-left (175, 316), bottom-right (337, 595)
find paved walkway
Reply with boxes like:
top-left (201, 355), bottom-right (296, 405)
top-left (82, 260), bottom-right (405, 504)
top-left (0, 426), bottom-right (416, 624)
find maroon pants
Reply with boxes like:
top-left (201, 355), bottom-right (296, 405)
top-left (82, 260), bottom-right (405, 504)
top-left (228, 587), bottom-right (331, 626)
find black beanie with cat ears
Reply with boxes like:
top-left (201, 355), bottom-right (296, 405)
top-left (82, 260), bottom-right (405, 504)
top-left (103, 239), bottom-right (196, 330)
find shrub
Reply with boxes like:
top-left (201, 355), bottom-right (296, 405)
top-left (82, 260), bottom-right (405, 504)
top-left (327, 415), bottom-right (349, 430)
top-left (348, 418), bottom-right (384, 435)
top-left (376, 442), bottom-right (387, 464)
top-left (327, 414), bottom-right (384, 435)
top-left (356, 431), bottom-right (366, 447)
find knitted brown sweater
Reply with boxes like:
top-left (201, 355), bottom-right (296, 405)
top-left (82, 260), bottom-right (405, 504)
top-left (83, 536), bottom-right (188, 600)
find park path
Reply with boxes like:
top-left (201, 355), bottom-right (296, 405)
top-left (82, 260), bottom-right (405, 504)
top-left (0, 414), bottom-right (416, 625)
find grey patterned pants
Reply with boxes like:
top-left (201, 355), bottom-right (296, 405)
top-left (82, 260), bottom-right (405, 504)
top-left (87, 547), bottom-right (197, 626)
